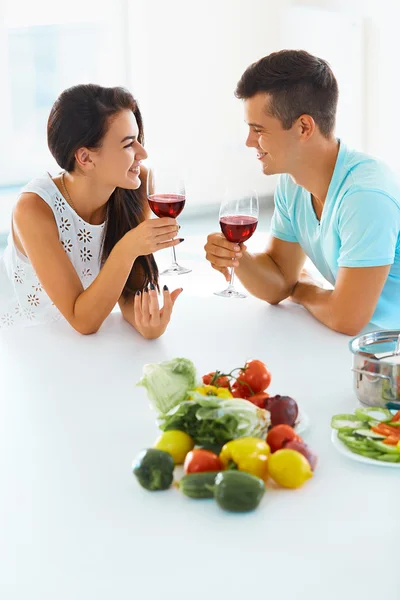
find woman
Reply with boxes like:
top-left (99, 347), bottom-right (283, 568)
top-left (0, 84), bottom-right (183, 337)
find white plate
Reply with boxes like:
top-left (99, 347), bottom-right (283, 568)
top-left (331, 430), bottom-right (400, 468)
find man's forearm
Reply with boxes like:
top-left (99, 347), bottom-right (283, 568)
top-left (235, 251), bottom-right (295, 304)
top-left (291, 281), bottom-right (360, 335)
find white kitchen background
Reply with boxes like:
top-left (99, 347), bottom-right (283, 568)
top-left (0, 0), bottom-right (399, 240)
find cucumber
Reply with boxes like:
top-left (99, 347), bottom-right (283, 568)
top-left (179, 472), bottom-right (219, 499)
top-left (350, 448), bottom-right (382, 459)
top-left (355, 407), bottom-right (394, 423)
top-left (354, 429), bottom-right (386, 440)
top-left (331, 414), bottom-right (366, 431)
top-left (367, 440), bottom-right (400, 455)
top-left (132, 448), bottom-right (174, 491)
top-left (376, 453), bottom-right (400, 463)
top-left (214, 471), bottom-right (265, 513)
top-left (337, 432), bottom-right (370, 450)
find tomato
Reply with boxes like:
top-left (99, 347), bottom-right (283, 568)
top-left (266, 424), bottom-right (302, 453)
top-left (235, 359), bottom-right (271, 395)
top-left (183, 449), bottom-right (223, 474)
top-left (202, 372), bottom-right (230, 388)
top-left (232, 381), bottom-right (253, 399)
top-left (246, 392), bottom-right (270, 408)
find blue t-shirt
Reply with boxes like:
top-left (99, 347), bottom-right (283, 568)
top-left (270, 141), bottom-right (400, 329)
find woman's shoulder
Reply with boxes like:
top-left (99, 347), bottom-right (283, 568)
top-left (20, 172), bottom-right (59, 200)
top-left (15, 173), bottom-right (64, 218)
top-left (13, 190), bottom-right (56, 230)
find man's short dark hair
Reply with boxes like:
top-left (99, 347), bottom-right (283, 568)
top-left (235, 50), bottom-right (339, 138)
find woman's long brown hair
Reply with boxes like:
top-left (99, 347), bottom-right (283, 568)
top-left (47, 84), bottom-right (158, 298)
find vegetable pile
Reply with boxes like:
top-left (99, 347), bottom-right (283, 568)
top-left (331, 407), bottom-right (400, 463)
top-left (133, 357), bottom-right (317, 513)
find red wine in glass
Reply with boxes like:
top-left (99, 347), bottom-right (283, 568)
top-left (220, 215), bottom-right (258, 244)
top-left (214, 190), bottom-right (259, 298)
top-left (148, 194), bottom-right (186, 219)
top-left (146, 166), bottom-right (191, 275)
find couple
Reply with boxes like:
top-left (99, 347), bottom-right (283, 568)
top-left (1, 50), bottom-right (399, 337)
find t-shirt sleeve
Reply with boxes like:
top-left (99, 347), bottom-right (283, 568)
top-left (270, 176), bottom-right (298, 243)
top-left (338, 190), bottom-right (400, 267)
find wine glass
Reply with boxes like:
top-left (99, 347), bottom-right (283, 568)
top-left (147, 165), bottom-right (191, 276)
top-left (214, 189), bottom-right (259, 298)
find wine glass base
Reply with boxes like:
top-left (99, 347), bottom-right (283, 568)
top-left (214, 287), bottom-right (247, 298)
top-left (160, 264), bottom-right (192, 276)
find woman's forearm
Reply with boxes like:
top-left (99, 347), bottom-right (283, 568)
top-left (72, 237), bottom-right (136, 334)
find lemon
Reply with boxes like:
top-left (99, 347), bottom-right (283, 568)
top-left (154, 430), bottom-right (194, 465)
top-left (268, 449), bottom-right (313, 489)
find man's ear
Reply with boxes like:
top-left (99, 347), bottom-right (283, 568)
top-left (297, 114), bottom-right (315, 140)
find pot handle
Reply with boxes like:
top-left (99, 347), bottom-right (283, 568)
top-left (351, 367), bottom-right (391, 381)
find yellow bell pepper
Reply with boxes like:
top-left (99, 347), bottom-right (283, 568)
top-left (194, 385), bottom-right (233, 399)
top-left (219, 437), bottom-right (271, 481)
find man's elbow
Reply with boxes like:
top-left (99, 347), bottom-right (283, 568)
top-left (330, 315), bottom-right (368, 337)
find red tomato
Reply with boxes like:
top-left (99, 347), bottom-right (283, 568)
top-left (246, 392), bottom-right (270, 408)
top-left (202, 372), bottom-right (230, 388)
top-left (266, 424), bottom-right (302, 453)
top-left (183, 449), bottom-right (223, 474)
top-left (232, 381), bottom-right (253, 399)
top-left (235, 360), bottom-right (271, 395)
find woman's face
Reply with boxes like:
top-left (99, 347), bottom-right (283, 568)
top-left (90, 109), bottom-right (148, 190)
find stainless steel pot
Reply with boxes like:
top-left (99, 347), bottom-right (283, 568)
top-left (349, 330), bottom-right (400, 408)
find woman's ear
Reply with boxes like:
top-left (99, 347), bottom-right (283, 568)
top-left (75, 147), bottom-right (96, 170)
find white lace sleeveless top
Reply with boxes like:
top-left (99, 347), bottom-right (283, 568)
top-left (0, 173), bottom-right (105, 329)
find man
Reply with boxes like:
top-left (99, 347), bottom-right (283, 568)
top-left (204, 49), bottom-right (400, 335)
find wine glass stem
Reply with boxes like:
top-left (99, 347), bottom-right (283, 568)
top-left (171, 245), bottom-right (178, 266)
top-left (228, 267), bottom-right (236, 289)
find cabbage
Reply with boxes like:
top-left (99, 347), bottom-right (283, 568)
top-left (159, 393), bottom-right (271, 448)
top-left (137, 357), bottom-right (197, 416)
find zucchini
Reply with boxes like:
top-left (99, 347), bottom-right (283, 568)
top-left (179, 472), bottom-right (219, 499)
top-left (331, 414), bottom-right (366, 431)
top-left (132, 448), bottom-right (174, 491)
top-left (354, 429), bottom-right (386, 440)
top-left (214, 471), bottom-right (265, 513)
top-left (355, 407), bottom-right (394, 423)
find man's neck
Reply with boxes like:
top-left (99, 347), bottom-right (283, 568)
top-left (289, 138), bottom-right (340, 212)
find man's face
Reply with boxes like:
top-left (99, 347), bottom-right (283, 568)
top-left (244, 93), bottom-right (298, 176)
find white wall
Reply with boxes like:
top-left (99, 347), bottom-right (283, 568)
top-left (126, 0), bottom-right (373, 210)
top-left (295, 0), bottom-right (400, 171)
top-left (127, 0), bottom-right (400, 211)
top-left (127, 0), bottom-right (292, 209)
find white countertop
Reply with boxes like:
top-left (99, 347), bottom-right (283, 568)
top-left (0, 234), bottom-right (398, 600)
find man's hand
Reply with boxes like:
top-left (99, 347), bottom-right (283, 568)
top-left (204, 232), bottom-right (246, 282)
top-left (289, 268), bottom-right (324, 304)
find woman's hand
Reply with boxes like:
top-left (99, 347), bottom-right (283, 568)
top-left (132, 284), bottom-right (183, 339)
top-left (123, 217), bottom-right (183, 257)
